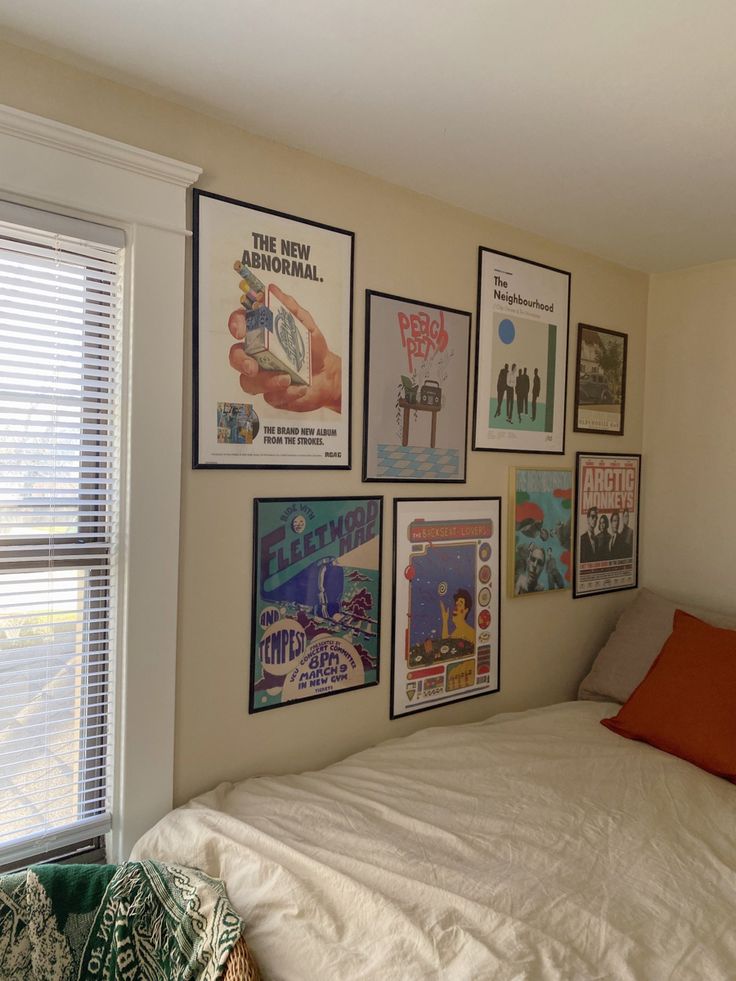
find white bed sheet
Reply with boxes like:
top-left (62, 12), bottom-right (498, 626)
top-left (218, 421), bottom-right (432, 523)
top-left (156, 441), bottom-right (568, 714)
top-left (132, 701), bottom-right (736, 980)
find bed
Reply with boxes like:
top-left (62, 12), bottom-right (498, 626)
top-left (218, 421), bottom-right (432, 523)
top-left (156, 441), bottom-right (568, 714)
top-left (132, 592), bottom-right (736, 980)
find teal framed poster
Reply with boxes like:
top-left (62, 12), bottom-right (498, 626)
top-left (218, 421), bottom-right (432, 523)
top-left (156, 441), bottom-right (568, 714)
top-left (509, 467), bottom-right (573, 597)
top-left (250, 496), bottom-right (382, 712)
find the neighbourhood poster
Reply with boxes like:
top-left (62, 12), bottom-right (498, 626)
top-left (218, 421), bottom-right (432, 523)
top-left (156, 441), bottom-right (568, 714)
top-left (573, 453), bottom-right (641, 598)
top-left (251, 497), bottom-right (382, 712)
top-left (363, 291), bottom-right (471, 481)
top-left (194, 189), bottom-right (354, 468)
top-left (510, 468), bottom-right (573, 597)
top-left (573, 323), bottom-right (628, 435)
top-left (391, 498), bottom-right (501, 718)
top-left (473, 248), bottom-right (570, 454)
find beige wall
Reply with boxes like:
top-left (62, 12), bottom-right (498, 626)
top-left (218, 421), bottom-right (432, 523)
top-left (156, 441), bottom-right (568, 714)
top-left (1, 41), bottom-right (650, 805)
top-left (643, 262), bottom-right (736, 613)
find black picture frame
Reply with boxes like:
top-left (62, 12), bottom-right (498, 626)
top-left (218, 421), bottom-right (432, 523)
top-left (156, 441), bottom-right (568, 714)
top-left (362, 290), bottom-right (472, 483)
top-left (390, 496), bottom-right (502, 719)
top-left (250, 495), bottom-right (382, 713)
top-left (573, 323), bottom-right (628, 436)
top-left (573, 452), bottom-right (641, 598)
top-left (193, 188), bottom-right (355, 469)
top-left (472, 247), bottom-right (571, 455)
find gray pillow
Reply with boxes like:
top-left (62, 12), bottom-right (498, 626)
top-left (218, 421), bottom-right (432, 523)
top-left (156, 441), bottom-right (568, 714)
top-left (578, 588), bottom-right (736, 704)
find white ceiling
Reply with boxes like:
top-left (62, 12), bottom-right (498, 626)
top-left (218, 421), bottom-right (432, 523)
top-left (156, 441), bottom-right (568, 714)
top-left (2, 0), bottom-right (735, 272)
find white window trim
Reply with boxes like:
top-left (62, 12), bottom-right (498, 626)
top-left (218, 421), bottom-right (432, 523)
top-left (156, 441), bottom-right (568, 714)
top-left (0, 103), bottom-right (201, 860)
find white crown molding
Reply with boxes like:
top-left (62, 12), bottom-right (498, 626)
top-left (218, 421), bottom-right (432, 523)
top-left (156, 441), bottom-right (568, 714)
top-left (0, 103), bottom-right (202, 188)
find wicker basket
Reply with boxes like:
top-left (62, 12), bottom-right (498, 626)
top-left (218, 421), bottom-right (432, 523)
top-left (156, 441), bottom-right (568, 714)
top-left (222, 934), bottom-right (262, 981)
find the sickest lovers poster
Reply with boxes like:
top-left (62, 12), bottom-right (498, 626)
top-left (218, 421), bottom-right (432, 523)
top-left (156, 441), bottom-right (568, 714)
top-left (194, 190), bottom-right (353, 468)
top-left (251, 497), bottom-right (382, 712)
top-left (474, 248), bottom-right (570, 454)
top-left (510, 468), bottom-right (572, 597)
top-left (363, 291), bottom-right (471, 482)
top-left (574, 453), bottom-right (641, 598)
top-left (391, 498), bottom-right (500, 718)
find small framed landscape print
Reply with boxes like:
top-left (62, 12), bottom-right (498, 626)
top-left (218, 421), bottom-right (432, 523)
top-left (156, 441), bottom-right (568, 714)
top-left (250, 496), bottom-right (382, 712)
top-left (573, 453), bottom-right (641, 598)
top-left (193, 189), bottom-right (354, 469)
top-left (573, 324), bottom-right (628, 435)
top-left (473, 248), bottom-right (570, 454)
top-left (362, 291), bottom-right (471, 482)
top-left (509, 467), bottom-right (573, 597)
top-left (391, 497), bottom-right (501, 719)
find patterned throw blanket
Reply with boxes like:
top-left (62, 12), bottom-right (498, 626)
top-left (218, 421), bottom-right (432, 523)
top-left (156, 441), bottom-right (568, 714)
top-left (0, 861), bottom-right (244, 980)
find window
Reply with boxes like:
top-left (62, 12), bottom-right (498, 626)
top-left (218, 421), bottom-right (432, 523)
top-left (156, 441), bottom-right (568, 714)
top-left (0, 104), bottom-right (200, 859)
top-left (0, 207), bottom-right (124, 868)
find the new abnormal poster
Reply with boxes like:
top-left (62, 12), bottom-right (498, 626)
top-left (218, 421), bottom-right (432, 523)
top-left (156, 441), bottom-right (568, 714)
top-left (194, 189), bottom-right (354, 469)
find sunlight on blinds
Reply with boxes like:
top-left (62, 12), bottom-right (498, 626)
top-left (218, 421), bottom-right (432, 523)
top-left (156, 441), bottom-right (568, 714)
top-left (0, 214), bottom-right (123, 865)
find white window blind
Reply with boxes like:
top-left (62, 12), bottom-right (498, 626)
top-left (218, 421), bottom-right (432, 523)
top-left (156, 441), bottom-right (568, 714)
top-left (0, 208), bottom-right (124, 867)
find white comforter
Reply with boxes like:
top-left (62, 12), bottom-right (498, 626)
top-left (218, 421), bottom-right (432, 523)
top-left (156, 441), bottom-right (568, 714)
top-left (132, 701), bottom-right (736, 981)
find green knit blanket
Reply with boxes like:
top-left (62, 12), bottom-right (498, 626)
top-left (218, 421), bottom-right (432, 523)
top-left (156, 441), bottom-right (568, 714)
top-left (0, 860), bottom-right (243, 980)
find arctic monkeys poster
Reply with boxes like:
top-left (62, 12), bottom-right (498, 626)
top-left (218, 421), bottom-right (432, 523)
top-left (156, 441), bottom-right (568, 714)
top-left (574, 453), bottom-right (640, 598)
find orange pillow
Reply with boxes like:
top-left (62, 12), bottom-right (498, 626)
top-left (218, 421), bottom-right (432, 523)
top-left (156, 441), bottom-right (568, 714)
top-left (601, 609), bottom-right (736, 782)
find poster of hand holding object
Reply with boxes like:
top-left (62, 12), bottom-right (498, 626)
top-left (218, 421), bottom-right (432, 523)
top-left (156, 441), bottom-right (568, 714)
top-left (193, 190), bottom-right (354, 468)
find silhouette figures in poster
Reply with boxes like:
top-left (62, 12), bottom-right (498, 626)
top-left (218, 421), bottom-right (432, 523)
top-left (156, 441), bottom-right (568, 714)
top-left (495, 365), bottom-right (540, 423)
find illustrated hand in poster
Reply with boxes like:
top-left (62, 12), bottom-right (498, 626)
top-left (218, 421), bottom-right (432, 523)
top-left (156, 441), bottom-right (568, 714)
top-left (228, 285), bottom-right (342, 413)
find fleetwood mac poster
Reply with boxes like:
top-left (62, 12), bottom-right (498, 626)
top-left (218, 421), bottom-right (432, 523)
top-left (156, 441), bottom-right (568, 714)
top-left (251, 497), bottom-right (382, 712)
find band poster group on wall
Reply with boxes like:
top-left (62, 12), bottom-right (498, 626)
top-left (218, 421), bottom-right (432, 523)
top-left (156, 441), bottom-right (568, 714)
top-left (363, 291), bottom-right (471, 482)
top-left (250, 497), bottom-right (382, 712)
top-left (474, 248), bottom-right (570, 454)
top-left (193, 190), bottom-right (354, 468)
top-left (574, 453), bottom-right (640, 597)
top-left (510, 468), bottom-right (572, 597)
top-left (190, 200), bottom-right (637, 711)
top-left (391, 498), bottom-right (501, 718)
